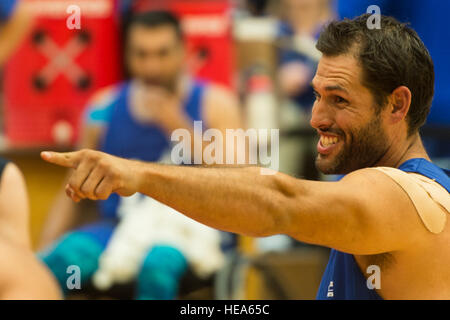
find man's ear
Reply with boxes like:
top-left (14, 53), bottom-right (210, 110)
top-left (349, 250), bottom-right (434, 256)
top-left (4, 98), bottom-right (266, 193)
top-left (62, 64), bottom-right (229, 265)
top-left (388, 86), bottom-right (412, 124)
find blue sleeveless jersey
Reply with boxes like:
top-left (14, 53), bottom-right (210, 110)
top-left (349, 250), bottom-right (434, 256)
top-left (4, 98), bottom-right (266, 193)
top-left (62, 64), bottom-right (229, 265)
top-left (317, 158), bottom-right (450, 300)
top-left (0, 0), bottom-right (17, 21)
top-left (98, 81), bottom-right (207, 218)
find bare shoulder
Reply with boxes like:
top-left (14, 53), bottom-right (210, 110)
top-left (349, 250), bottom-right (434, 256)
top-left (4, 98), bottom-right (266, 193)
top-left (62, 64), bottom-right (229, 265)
top-left (81, 85), bottom-right (121, 147)
top-left (205, 84), bottom-right (237, 102)
top-left (88, 84), bottom-right (121, 106)
top-left (341, 166), bottom-right (411, 189)
top-left (340, 167), bottom-right (444, 241)
top-left (319, 167), bottom-right (418, 222)
top-left (203, 84), bottom-right (242, 128)
top-left (339, 167), bottom-right (418, 209)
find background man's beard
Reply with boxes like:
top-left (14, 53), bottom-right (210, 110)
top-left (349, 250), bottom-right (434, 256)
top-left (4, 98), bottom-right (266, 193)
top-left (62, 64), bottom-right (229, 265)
top-left (316, 116), bottom-right (389, 175)
top-left (141, 77), bottom-right (178, 92)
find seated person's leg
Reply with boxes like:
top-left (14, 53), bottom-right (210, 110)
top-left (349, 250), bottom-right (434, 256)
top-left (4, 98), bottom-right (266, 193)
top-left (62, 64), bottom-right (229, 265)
top-left (39, 221), bottom-right (115, 294)
top-left (136, 245), bottom-right (188, 300)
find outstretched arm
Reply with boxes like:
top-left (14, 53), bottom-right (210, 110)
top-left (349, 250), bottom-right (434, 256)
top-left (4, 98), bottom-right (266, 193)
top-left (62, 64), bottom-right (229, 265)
top-left (41, 149), bottom-right (425, 255)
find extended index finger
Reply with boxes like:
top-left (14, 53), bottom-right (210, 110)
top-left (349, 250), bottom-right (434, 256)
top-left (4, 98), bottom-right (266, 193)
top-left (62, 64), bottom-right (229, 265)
top-left (41, 151), bottom-right (81, 168)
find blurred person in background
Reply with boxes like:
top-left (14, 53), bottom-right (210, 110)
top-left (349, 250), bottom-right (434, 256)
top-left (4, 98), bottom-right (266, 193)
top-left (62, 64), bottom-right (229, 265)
top-left (244, 0), bottom-right (271, 16)
top-left (277, 0), bottom-right (334, 112)
top-left (38, 10), bottom-right (243, 299)
top-left (276, 0), bottom-right (335, 180)
top-left (0, 0), bottom-right (33, 66)
top-left (336, 0), bottom-right (450, 166)
top-left (0, 158), bottom-right (61, 299)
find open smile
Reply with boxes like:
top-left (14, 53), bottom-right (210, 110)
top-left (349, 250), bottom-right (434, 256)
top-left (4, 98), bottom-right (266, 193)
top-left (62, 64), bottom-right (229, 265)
top-left (317, 134), bottom-right (341, 155)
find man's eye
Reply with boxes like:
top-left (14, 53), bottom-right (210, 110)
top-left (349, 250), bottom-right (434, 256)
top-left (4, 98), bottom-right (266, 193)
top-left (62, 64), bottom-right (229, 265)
top-left (334, 96), bottom-right (348, 105)
top-left (158, 49), bottom-right (170, 58)
top-left (136, 51), bottom-right (147, 59)
top-left (313, 91), bottom-right (321, 101)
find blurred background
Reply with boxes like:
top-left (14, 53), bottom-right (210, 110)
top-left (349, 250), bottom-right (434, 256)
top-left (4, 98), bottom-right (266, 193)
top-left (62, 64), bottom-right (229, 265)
top-left (0, 0), bottom-right (448, 299)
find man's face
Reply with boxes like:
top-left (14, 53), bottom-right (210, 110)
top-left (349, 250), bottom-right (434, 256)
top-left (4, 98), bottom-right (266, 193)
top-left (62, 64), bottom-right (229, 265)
top-left (310, 54), bottom-right (390, 175)
top-left (283, 0), bottom-right (321, 22)
top-left (126, 25), bottom-right (184, 91)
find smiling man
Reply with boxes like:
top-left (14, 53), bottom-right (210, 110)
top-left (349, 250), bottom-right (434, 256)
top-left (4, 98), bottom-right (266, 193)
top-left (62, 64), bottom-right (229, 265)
top-left (41, 14), bottom-right (450, 300)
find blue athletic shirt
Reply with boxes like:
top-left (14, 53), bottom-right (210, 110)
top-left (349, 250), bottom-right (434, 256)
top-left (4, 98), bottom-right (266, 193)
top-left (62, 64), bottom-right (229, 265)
top-left (277, 21), bottom-right (321, 111)
top-left (85, 80), bottom-right (208, 219)
top-left (317, 158), bottom-right (450, 300)
top-left (0, 0), bottom-right (16, 21)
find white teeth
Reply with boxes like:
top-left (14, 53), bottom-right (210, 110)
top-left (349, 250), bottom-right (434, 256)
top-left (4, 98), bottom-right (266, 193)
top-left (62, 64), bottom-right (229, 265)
top-left (321, 136), bottom-right (338, 147)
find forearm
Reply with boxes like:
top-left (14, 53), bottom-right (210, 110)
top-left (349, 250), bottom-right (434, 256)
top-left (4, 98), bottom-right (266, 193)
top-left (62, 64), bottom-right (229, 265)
top-left (134, 161), bottom-right (365, 249)
top-left (135, 163), bottom-right (292, 237)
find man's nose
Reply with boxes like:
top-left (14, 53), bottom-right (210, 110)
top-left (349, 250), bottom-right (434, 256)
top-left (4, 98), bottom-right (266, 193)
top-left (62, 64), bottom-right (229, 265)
top-left (310, 100), bottom-right (333, 130)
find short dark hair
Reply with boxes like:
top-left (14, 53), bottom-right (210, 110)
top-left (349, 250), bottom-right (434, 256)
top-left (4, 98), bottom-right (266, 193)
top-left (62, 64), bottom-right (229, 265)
top-left (316, 14), bottom-right (435, 136)
top-left (127, 10), bottom-right (183, 40)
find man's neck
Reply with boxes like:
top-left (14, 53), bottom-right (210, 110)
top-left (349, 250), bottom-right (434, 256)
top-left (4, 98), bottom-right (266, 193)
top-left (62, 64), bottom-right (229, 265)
top-left (375, 133), bottom-right (431, 169)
